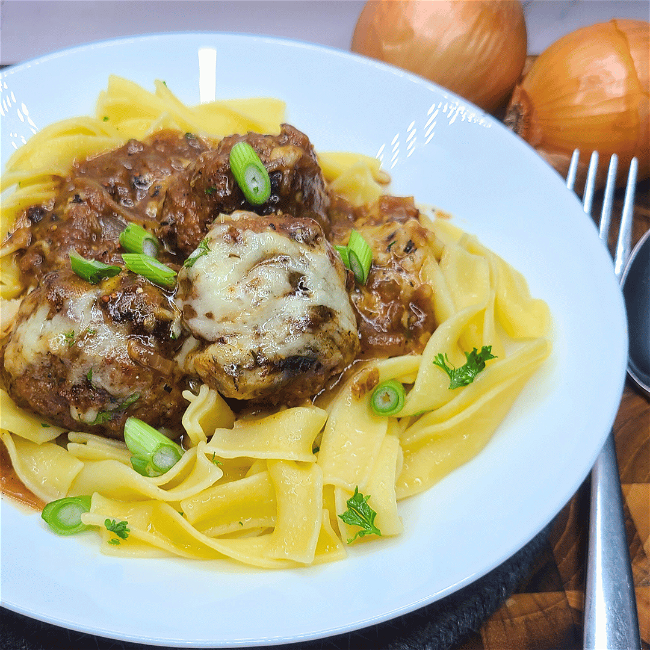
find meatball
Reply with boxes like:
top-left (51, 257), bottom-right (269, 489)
top-left (159, 124), bottom-right (330, 256)
top-left (11, 130), bottom-right (210, 283)
top-left (1, 269), bottom-right (187, 438)
top-left (175, 211), bottom-right (359, 405)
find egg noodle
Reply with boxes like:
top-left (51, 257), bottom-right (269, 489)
top-left (0, 76), bottom-right (551, 567)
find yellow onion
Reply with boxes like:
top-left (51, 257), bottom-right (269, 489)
top-left (505, 19), bottom-right (649, 188)
top-left (351, 0), bottom-right (528, 114)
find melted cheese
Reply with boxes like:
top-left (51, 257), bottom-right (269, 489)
top-left (4, 286), bottom-right (130, 396)
top-left (178, 218), bottom-right (356, 360)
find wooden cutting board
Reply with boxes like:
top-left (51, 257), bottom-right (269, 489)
top-left (455, 178), bottom-right (650, 650)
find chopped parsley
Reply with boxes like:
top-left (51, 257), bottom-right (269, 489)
top-left (91, 392), bottom-right (140, 425)
top-left (91, 411), bottom-right (113, 426)
top-left (338, 487), bottom-right (381, 543)
top-left (104, 518), bottom-right (129, 544)
top-left (433, 345), bottom-right (497, 389)
top-left (119, 393), bottom-right (141, 410)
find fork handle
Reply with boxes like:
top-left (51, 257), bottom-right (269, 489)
top-left (583, 433), bottom-right (641, 650)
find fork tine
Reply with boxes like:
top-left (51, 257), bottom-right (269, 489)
top-left (614, 157), bottom-right (638, 280)
top-left (580, 152), bottom-right (637, 282)
top-left (582, 151), bottom-right (599, 216)
top-left (598, 154), bottom-right (618, 243)
top-left (566, 149), bottom-right (580, 191)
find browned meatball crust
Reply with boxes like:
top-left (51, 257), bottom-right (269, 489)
top-left (159, 124), bottom-right (331, 256)
top-left (7, 131), bottom-right (210, 283)
top-left (1, 269), bottom-right (187, 438)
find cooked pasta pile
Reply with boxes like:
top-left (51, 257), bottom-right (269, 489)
top-left (0, 77), bottom-right (551, 568)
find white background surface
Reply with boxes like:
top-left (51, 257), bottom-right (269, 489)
top-left (1, 0), bottom-right (648, 66)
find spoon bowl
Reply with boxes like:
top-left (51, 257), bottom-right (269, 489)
top-left (622, 227), bottom-right (650, 398)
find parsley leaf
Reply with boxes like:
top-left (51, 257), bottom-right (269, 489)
top-left (91, 411), bottom-right (113, 425)
top-left (104, 518), bottom-right (130, 540)
top-left (338, 487), bottom-right (381, 543)
top-left (91, 392), bottom-right (140, 425)
top-left (119, 393), bottom-right (141, 410)
top-left (433, 345), bottom-right (497, 389)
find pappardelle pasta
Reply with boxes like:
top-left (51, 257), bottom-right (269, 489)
top-left (0, 76), bottom-right (551, 568)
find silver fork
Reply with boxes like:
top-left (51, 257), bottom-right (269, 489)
top-left (566, 150), bottom-right (642, 650)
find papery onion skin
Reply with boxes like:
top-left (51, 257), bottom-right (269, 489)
top-left (351, 0), bottom-right (528, 114)
top-left (505, 19), bottom-right (649, 188)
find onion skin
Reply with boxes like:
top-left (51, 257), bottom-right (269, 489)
top-left (351, 0), bottom-right (528, 114)
top-left (505, 19), bottom-right (649, 188)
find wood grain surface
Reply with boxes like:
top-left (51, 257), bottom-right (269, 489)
top-left (455, 176), bottom-right (650, 650)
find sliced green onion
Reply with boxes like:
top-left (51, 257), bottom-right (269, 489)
top-left (119, 223), bottom-right (160, 257)
top-left (122, 253), bottom-right (176, 288)
top-left (124, 417), bottom-right (183, 477)
top-left (229, 141), bottom-right (271, 205)
top-left (370, 379), bottom-right (406, 416)
top-left (69, 250), bottom-right (120, 284)
top-left (334, 244), bottom-right (350, 269)
top-left (41, 495), bottom-right (92, 535)
top-left (183, 238), bottom-right (211, 268)
top-left (129, 455), bottom-right (151, 476)
top-left (347, 230), bottom-right (373, 284)
top-left (337, 230), bottom-right (373, 284)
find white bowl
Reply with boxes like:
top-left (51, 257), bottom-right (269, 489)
top-left (0, 32), bottom-right (627, 648)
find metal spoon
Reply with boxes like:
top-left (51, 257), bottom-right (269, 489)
top-left (622, 227), bottom-right (650, 397)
